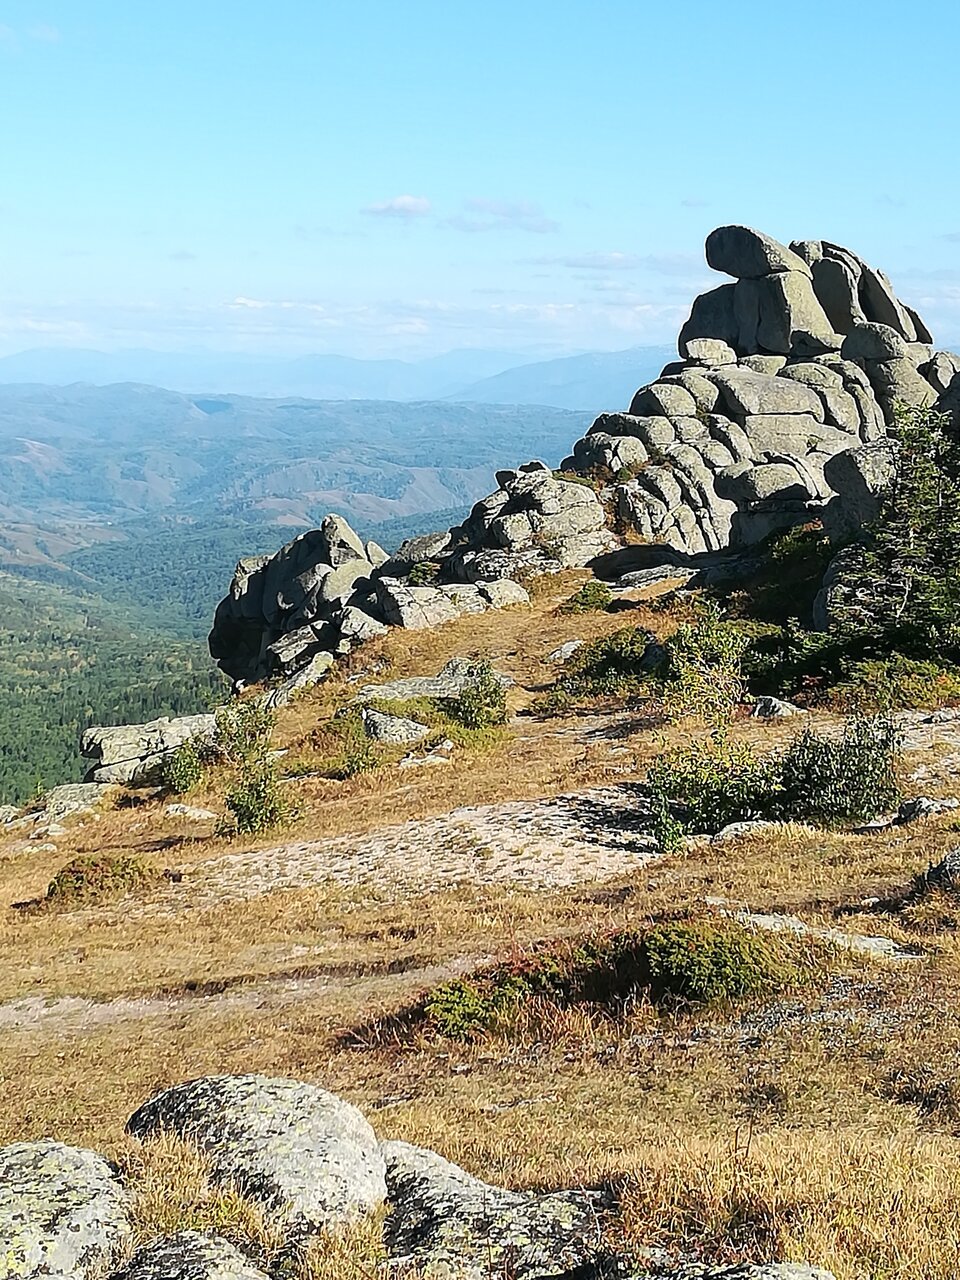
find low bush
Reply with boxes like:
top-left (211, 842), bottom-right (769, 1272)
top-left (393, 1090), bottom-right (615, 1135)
top-left (661, 603), bottom-right (748, 723)
top-left (44, 853), bottom-right (157, 905)
top-left (326, 710), bottom-right (380, 780)
top-left (647, 715), bottom-right (901, 847)
top-left (408, 560), bottom-right (441, 586)
top-left (419, 919), bottom-right (794, 1039)
top-left (223, 758), bottom-right (291, 834)
top-left (449, 660), bottom-right (508, 730)
top-left (648, 735), bottom-right (780, 852)
top-left (215, 699), bottom-right (276, 766)
top-left (776, 716), bottom-right (901, 828)
top-left (557, 580), bottom-right (613, 615)
top-left (159, 738), bottom-right (205, 794)
top-left (562, 626), bottom-right (661, 696)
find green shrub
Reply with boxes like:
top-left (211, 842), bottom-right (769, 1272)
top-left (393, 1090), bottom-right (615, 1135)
top-left (557, 580), bottom-right (613, 615)
top-left (224, 758), bottom-right (290, 834)
top-left (45, 854), bottom-right (156, 905)
top-left (215, 699), bottom-right (276, 766)
top-left (419, 920), bottom-right (793, 1039)
top-left (826, 654), bottom-right (960, 712)
top-left (562, 626), bottom-right (661, 696)
top-left (449, 660), bottom-right (508, 729)
top-left (408, 560), bottom-right (441, 587)
top-left (648, 735), bottom-right (780, 852)
top-left (661, 603), bottom-right (748, 724)
top-left (647, 715), bottom-right (901, 846)
top-left (159, 737), bottom-right (205, 794)
top-left (775, 716), bottom-right (901, 827)
top-left (529, 686), bottom-right (575, 718)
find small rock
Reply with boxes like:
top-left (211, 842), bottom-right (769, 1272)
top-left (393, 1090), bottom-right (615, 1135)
top-left (547, 640), bottom-right (584, 663)
top-left (362, 709), bottom-right (431, 745)
top-left (896, 796), bottom-right (959, 824)
top-left (752, 696), bottom-right (803, 718)
top-left (0, 803), bottom-right (19, 824)
top-left (476, 578), bottom-right (530, 608)
top-left (111, 1231), bottom-right (270, 1280)
top-left (711, 820), bottom-right (780, 844)
top-left (165, 804), bottom-right (218, 821)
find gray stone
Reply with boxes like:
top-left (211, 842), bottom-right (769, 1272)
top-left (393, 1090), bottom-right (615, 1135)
top-left (547, 639), bottom-right (584, 662)
top-left (810, 255), bottom-right (866, 333)
top-left (382, 1141), bottom-right (607, 1280)
top-left (629, 381), bottom-right (698, 418)
top-left (439, 584), bottom-right (487, 614)
top-left (573, 430), bottom-right (648, 473)
top-left (678, 284), bottom-right (739, 356)
top-left (111, 1232), bottom-right (271, 1280)
top-left (923, 350), bottom-right (960, 395)
top-left (868, 357), bottom-right (938, 414)
top-left (318, 557), bottom-right (373, 604)
top-left (364, 540), bottom-right (389, 567)
top-left (858, 262), bottom-right (917, 340)
top-left (335, 605), bottom-right (390, 645)
top-left (821, 439), bottom-right (898, 541)
top-left (683, 337), bottom-right (737, 365)
top-left (262, 651), bottom-right (335, 710)
top-left (81, 715), bottom-right (216, 786)
top-left (476, 579), bottom-right (530, 608)
top-left (710, 369), bottom-right (822, 418)
top-left (739, 355), bottom-right (787, 376)
top-left (841, 322), bottom-right (907, 362)
top-left (0, 1139), bottom-right (130, 1279)
top-left (361, 709), bottom-right (431, 745)
top-left (375, 579), bottom-right (462, 630)
top-left (705, 225), bottom-right (813, 279)
top-left (736, 273), bottom-right (840, 356)
top-left (127, 1075), bottom-right (386, 1230)
top-left (39, 782), bottom-right (111, 821)
top-left (165, 803), bottom-right (218, 821)
top-left (717, 461), bottom-right (812, 506)
top-left (265, 624), bottom-right (328, 678)
top-left (0, 803), bottom-right (18, 824)
top-left (896, 797), bottom-right (959, 825)
top-left (320, 513), bottom-right (368, 566)
top-left (753, 696), bottom-right (802, 717)
top-left (357, 658), bottom-right (511, 704)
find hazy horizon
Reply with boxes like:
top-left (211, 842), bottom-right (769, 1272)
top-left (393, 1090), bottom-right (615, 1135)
top-left (3, 1), bottom-right (960, 362)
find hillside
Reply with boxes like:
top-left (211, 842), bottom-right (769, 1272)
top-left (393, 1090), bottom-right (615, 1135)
top-left (452, 344), bottom-right (674, 409)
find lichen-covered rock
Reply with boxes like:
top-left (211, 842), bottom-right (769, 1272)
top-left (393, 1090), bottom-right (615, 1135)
top-left (375, 579), bottom-right (464, 630)
top-left (110, 1232), bottom-right (270, 1280)
top-left (381, 1141), bottom-right (608, 1280)
top-left (636, 1263), bottom-right (835, 1279)
top-left (80, 715), bottom-right (216, 786)
top-left (0, 1140), bottom-right (130, 1279)
top-left (356, 658), bottom-right (511, 705)
top-left (126, 1075), bottom-right (386, 1230)
top-left (361, 709), bottom-right (431, 745)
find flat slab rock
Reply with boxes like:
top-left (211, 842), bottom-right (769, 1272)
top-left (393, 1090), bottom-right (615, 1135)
top-left (110, 1231), bottom-right (270, 1280)
top-left (0, 1139), bottom-right (130, 1279)
top-left (356, 657), bottom-right (512, 704)
top-left (126, 1075), bottom-right (386, 1230)
top-left (636, 1265), bottom-right (835, 1280)
top-left (382, 1140), bottom-right (607, 1280)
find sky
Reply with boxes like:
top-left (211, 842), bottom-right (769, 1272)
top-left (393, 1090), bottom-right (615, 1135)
top-left (2, 0), bottom-right (960, 360)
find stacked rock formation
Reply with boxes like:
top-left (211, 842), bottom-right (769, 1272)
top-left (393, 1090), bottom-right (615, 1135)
top-left (562, 226), bottom-right (958, 555)
top-left (0, 1071), bottom-right (835, 1280)
top-left (209, 225), bottom-right (960, 688)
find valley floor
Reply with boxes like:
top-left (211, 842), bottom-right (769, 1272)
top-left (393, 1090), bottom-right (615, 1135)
top-left (4, 578), bottom-right (960, 1277)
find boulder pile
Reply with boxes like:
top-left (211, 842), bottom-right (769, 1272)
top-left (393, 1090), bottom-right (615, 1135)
top-left (0, 1072), bottom-right (835, 1280)
top-left (208, 225), bottom-right (960, 689)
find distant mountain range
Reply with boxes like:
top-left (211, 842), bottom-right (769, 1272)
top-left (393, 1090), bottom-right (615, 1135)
top-left (0, 344), bottom-right (674, 410)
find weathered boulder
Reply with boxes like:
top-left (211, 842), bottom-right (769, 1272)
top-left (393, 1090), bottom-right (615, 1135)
top-left (0, 1140), bottom-right (130, 1279)
top-left (81, 714), bottom-right (216, 785)
top-left (356, 657), bottom-right (511, 704)
top-left (111, 1232), bottom-right (270, 1280)
top-left (706, 225), bottom-right (813, 280)
top-left (361, 708), bottom-right (431, 745)
top-left (375, 579), bottom-right (463, 630)
top-left (127, 1075), bottom-right (386, 1231)
top-left (382, 1140), bottom-right (608, 1280)
top-left (821, 439), bottom-right (898, 542)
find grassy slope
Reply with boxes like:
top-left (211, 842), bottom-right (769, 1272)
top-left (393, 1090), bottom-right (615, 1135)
top-left (2, 575), bottom-right (960, 1277)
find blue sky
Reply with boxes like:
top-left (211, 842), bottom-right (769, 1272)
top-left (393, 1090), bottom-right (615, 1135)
top-left (1, 0), bottom-right (959, 358)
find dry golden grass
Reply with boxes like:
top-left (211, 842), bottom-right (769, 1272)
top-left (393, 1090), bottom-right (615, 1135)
top-left (6, 575), bottom-right (960, 1275)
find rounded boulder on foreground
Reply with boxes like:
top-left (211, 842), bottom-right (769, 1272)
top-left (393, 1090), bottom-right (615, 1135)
top-left (126, 1075), bottom-right (386, 1230)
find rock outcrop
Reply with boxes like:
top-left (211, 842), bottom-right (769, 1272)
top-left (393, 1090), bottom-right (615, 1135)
top-left (207, 225), bottom-right (959, 691)
top-left (80, 714), bottom-right (217, 785)
top-left (0, 1074), bottom-right (837, 1280)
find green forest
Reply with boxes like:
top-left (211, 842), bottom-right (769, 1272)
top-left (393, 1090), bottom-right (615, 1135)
top-left (0, 574), bottom-right (226, 805)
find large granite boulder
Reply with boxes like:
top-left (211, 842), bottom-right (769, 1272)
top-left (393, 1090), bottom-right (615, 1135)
top-left (381, 1140), bottom-right (610, 1280)
top-left (0, 1140), bottom-right (130, 1278)
top-left (126, 1075), bottom-right (386, 1231)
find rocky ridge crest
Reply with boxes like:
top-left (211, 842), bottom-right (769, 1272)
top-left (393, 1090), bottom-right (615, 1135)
top-left (206, 225), bottom-right (960, 695)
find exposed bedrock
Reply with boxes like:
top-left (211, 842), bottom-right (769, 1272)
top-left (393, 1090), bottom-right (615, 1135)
top-left (208, 224), bottom-right (960, 689)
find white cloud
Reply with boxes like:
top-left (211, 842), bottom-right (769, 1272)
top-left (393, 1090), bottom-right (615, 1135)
top-left (362, 195), bottom-right (432, 219)
top-left (445, 198), bottom-right (559, 235)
